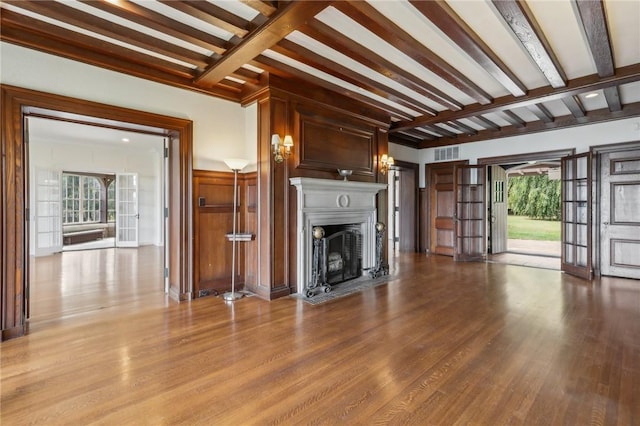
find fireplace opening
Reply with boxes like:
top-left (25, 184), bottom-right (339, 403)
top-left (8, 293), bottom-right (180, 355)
top-left (319, 224), bottom-right (362, 285)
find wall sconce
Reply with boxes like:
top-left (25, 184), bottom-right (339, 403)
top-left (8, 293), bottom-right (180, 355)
top-left (380, 154), bottom-right (394, 174)
top-left (272, 134), bottom-right (294, 163)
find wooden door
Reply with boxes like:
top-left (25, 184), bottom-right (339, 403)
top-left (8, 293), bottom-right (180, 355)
top-left (489, 165), bottom-right (508, 254)
top-left (428, 163), bottom-right (457, 256)
top-left (399, 167), bottom-right (416, 252)
top-left (600, 149), bottom-right (640, 279)
top-left (454, 165), bottom-right (486, 261)
top-left (561, 153), bottom-right (592, 279)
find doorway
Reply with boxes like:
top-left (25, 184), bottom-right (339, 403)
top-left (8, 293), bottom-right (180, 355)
top-left (1, 85), bottom-right (193, 340)
top-left (27, 114), bottom-right (167, 322)
top-left (387, 160), bottom-right (419, 257)
top-left (488, 161), bottom-right (562, 270)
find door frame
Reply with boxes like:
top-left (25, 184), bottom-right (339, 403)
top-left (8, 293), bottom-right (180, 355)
top-left (478, 148), bottom-right (575, 257)
top-left (391, 159), bottom-right (419, 253)
top-left (425, 160), bottom-right (467, 256)
top-left (1, 84), bottom-right (193, 341)
top-left (591, 140), bottom-right (640, 277)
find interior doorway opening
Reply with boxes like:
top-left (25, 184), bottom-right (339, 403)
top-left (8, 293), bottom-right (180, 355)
top-left (26, 113), bottom-right (168, 323)
top-left (487, 160), bottom-right (562, 270)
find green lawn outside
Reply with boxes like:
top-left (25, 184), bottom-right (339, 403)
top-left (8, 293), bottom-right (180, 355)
top-left (507, 215), bottom-right (561, 241)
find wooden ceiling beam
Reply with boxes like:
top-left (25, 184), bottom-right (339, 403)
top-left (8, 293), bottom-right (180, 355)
top-left (604, 86), bottom-right (622, 112)
top-left (491, 0), bottom-right (567, 88)
top-left (0, 14), bottom-right (240, 102)
top-left (446, 120), bottom-right (479, 136)
top-left (336, 1), bottom-right (493, 105)
top-left (254, 54), bottom-right (412, 120)
top-left (410, 0), bottom-right (527, 96)
top-left (80, 0), bottom-right (228, 54)
top-left (500, 110), bottom-right (527, 128)
top-left (158, 1), bottom-right (253, 38)
top-left (575, 0), bottom-right (615, 77)
top-left (195, 1), bottom-right (332, 88)
top-left (302, 20), bottom-right (463, 111)
top-left (271, 39), bottom-right (437, 115)
top-left (239, 0), bottom-right (277, 17)
top-left (390, 64), bottom-right (640, 132)
top-left (419, 101), bottom-right (640, 148)
top-left (528, 103), bottom-right (555, 123)
top-left (467, 115), bottom-right (502, 132)
top-left (562, 96), bottom-right (586, 118)
top-left (6, 1), bottom-right (210, 68)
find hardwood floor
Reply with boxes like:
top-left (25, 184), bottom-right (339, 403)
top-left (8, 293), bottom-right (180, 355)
top-left (2, 248), bottom-right (639, 425)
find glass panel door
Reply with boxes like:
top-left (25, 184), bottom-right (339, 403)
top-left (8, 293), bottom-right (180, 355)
top-left (116, 173), bottom-right (139, 247)
top-left (454, 165), bottom-right (486, 261)
top-left (35, 168), bottom-right (62, 256)
top-left (561, 153), bottom-right (592, 279)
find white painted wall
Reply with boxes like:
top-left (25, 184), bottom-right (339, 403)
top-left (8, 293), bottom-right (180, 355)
top-left (0, 42), bottom-right (258, 171)
top-left (392, 117), bottom-right (640, 187)
top-left (28, 137), bottom-right (164, 254)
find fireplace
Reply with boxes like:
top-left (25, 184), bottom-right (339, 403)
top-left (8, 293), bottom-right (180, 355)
top-left (319, 224), bottom-right (362, 285)
top-left (290, 177), bottom-right (387, 294)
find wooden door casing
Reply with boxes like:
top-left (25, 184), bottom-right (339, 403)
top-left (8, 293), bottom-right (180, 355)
top-left (398, 166), bottom-right (417, 252)
top-left (427, 161), bottom-right (467, 256)
top-left (600, 149), bottom-right (640, 279)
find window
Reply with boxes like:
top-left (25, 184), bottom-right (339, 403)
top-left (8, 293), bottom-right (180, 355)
top-left (62, 174), bottom-right (102, 224)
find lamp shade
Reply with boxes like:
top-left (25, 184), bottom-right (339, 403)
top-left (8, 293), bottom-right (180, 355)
top-left (283, 135), bottom-right (294, 147)
top-left (271, 134), bottom-right (281, 146)
top-left (223, 158), bottom-right (249, 171)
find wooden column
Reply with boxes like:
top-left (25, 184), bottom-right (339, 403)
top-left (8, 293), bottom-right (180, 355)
top-left (252, 93), bottom-right (293, 299)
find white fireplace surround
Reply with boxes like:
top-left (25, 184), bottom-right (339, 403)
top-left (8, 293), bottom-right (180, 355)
top-left (290, 177), bottom-right (387, 294)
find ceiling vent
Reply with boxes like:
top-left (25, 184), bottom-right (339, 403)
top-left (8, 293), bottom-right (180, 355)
top-left (434, 146), bottom-right (460, 162)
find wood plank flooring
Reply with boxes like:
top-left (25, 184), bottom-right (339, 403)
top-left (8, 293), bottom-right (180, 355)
top-left (2, 247), bottom-right (639, 425)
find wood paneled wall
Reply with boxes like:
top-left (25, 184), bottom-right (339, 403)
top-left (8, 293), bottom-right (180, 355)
top-left (239, 76), bottom-right (391, 300)
top-left (192, 170), bottom-right (257, 297)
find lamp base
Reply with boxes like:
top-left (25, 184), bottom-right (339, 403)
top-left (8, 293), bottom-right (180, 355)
top-left (223, 291), bottom-right (244, 301)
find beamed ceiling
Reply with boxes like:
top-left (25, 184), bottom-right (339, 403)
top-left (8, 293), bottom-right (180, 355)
top-left (1, 0), bottom-right (639, 148)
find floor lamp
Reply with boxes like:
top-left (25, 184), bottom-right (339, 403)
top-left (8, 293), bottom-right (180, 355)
top-left (223, 158), bottom-right (249, 301)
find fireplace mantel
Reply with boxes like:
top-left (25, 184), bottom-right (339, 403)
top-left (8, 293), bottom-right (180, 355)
top-left (290, 177), bottom-right (387, 294)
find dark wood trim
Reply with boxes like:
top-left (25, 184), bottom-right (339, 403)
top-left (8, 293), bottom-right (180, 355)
top-left (491, 0), bottom-right (567, 88)
top-left (0, 84), bottom-right (193, 340)
top-left (335, 1), bottom-right (492, 105)
top-left (302, 19), bottom-right (463, 111)
top-left (418, 102), bottom-right (640, 148)
top-left (410, 0), bottom-right (526, 96)
top-left (195, 1), bottom-right (331, 87)
top-left (478, 148), bottom-right (576, 165)
top-left (394, 159), bottom-right (420, 253)
top-left (575, 0), bottom-right (615, 77)
top-left (391, 64), bottom-right (640, 133)
top-left (425, 160), bottom-right (468, 255)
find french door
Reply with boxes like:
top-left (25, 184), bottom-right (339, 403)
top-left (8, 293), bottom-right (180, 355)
top-left (454, 165), bottom-right (486, 261)
top-left (561, 153), bottom-right (592, 279)
top-left (116, 173), bottom-right (139, 247)
top-left (34, 168), bottom-right (63, 256)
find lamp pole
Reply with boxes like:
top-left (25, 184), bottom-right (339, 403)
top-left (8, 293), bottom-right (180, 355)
top-left (223, 159), bottom-right (249, 301)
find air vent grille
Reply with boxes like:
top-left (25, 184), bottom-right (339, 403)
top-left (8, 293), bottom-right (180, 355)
top-left (434, 146), bottom-right (460, 161)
